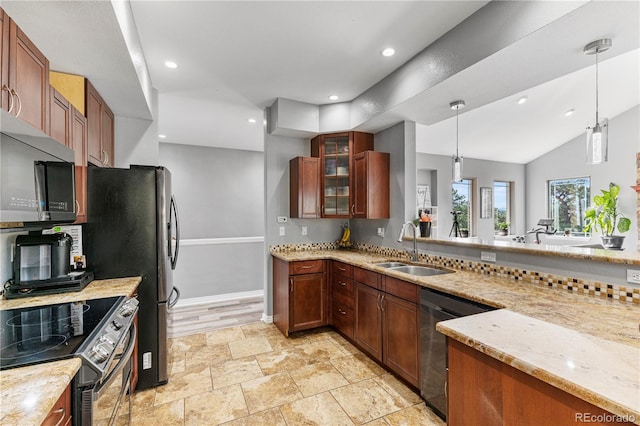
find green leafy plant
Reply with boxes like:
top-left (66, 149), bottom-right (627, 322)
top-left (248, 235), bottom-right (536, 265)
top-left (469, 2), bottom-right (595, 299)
top-left (583, 183), bottom-right (631, 236)
top-left (498, 222), bottom-right (509, 231)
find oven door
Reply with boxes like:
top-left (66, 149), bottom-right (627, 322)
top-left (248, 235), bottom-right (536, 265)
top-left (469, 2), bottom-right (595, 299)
top-left (91, 323), bottom-right (136, 426)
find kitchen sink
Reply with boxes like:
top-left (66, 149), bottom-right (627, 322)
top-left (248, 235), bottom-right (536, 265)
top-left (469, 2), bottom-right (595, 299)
top-left (389, 265), bottom-right (453, 276)
top-left (373, 262), bottom-right (408, 268)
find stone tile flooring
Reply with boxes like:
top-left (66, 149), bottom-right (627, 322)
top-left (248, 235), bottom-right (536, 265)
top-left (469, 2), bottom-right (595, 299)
top-left (131, 322), bottom-right (445, 425)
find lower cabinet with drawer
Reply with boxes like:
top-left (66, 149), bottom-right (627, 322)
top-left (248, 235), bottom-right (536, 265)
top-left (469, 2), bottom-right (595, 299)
top-left (42, 383), bottom-right (72, 426)
top-left (273, 258), bottom-right (327, 336)
top-left (330, 261), bottom-right (355, 339)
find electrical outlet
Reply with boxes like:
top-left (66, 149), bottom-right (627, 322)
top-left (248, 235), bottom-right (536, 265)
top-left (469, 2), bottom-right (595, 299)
top-left (481, 251), bottom-right (497, 262)
top-left (377, 227), bottom-right (385, 237)
top-left (277, 216), bottom-right (288, 223)
top-left (301, 226), bottom-right (307, 236)
top-left (279, 226), bottom-right (285, 236)
top-left (626, 269), bottom-right (640, 284)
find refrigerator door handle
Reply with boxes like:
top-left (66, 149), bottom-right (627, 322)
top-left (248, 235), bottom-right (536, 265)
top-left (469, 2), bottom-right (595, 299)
top-left (168, 286), bottom-right (180, 309)
top-left (169, 195), bottom-right (180, 270)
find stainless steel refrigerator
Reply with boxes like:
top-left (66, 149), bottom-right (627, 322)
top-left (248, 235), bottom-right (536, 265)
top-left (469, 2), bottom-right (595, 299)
top-left (84, 165), bottom-right (180, 390)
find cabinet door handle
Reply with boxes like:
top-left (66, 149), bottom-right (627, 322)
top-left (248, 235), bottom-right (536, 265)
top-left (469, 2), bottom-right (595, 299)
top-left (338, 309), bottom-right (346, 315)
top-left (339, 281), bottom-right (347, 286)
top-left (337, 267), bottom-right (346, 272)
top-left (289, 278), bottom-right (293, 293)
top-left (2, 85), bottom-right (13, 113)
top-left (351, 204), bottom-right (355, 215)
top-left (376, 293), bottom-right (381, 310)
top-left (104, 151), bottom-right (110, 166)
top-left (300, 265), bottom-right (313, 269)
top-left (11, 89), bottom-right (22, 117)
top-left (380, 294), bottom-right (385, 312)
top-left (51, 407), bottom-right (66, 426)
top-left (75, 200), bottom-right (80, 214)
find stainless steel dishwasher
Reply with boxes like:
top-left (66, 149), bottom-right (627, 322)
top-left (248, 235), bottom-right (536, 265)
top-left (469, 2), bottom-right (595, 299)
top-left (419, 287), bottom-right (495, 420)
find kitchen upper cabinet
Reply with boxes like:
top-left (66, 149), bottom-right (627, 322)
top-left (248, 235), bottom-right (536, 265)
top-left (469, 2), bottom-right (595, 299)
top-left (290, 156), bottom-right (321, 218)
top-left (49, 86), bottom-right (71, 146)
top-left (86, 79), bottom-right (114, 167)
top-left (2, 13), bottom-right (49, 134)
top-left (273, 258), bottom-right (327, 336)
top-left (353, 151), bottom-right (390, 218)
top-left (0, 9), bottom-right (7, 113)
top-left (311, 131), bottom-right (373, 218)
top-left (71, 107), bottom-right (88, 224)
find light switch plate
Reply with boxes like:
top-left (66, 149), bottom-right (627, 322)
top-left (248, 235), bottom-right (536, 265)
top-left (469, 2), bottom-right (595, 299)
top-left (481, 251), bottom-right (497, 262)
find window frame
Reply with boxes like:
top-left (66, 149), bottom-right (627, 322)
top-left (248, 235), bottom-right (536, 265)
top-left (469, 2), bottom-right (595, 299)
top-left (546, 176), bottom-right (591, 236)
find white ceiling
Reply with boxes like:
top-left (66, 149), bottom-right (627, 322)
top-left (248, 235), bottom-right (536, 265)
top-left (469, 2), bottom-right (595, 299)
top-left (3, 1), bottom-right (638, 161)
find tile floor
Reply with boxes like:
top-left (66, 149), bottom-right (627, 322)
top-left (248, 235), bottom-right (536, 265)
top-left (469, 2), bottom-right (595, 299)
top-left (130, 322), bottom-right (445, 425)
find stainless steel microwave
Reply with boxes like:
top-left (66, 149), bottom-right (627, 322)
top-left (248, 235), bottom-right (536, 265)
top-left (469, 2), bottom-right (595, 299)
top-left (0, 130), bottom-right (76, 228)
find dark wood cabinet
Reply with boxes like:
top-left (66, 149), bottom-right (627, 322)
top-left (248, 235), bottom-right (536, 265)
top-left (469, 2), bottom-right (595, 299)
top-left (311, 131), bottom-right (373, 218)
top-left (49, 86), bottom-right (71, 146)
top-left (354, 267), bottom-right (419, 386)
top-left (41, 383), bottom-right (72, 426)
top-left (273, 258), bottom-right (327, 336)
top-left (2, 13), bottom-right (49, 133)
top-left (447, 339), bottom-right (635, 426)
top-left (71, 107), bottom-right (88, 224)
top-left (330, 261), bottom-right (355, 339)
top-left (353, 151), bottom-right (390, 218)
top-left (290, 156), bottom-right (321, 218)
top-left (86, 79), bottom-right (114, 167)
top-left (0, 8), bottom-right (8, 113)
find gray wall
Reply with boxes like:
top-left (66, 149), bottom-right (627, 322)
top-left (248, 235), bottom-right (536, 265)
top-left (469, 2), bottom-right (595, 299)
top-left (416, 153), bottom-right (526, 240)
top-left (526, 105), bottom-right (639, 251)
top-left (264, 130), bottom-right (345, 316)
top-left (352, 121), bottom-right (416, 249)
top-left (159, 143), bottom-right (265, 299)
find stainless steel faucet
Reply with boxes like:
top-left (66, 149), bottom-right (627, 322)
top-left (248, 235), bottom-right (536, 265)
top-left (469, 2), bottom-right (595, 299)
top-left (397, 221), bottom-right (419, 261)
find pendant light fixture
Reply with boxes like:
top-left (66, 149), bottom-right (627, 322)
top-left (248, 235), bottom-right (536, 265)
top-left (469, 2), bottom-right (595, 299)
top-left (583, 39), bottom-right (611, 164)
top-left (450, 100), bottom-right (465, 182)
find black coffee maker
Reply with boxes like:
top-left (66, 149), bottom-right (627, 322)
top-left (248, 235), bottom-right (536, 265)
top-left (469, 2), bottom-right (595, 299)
top-left (6, 232), bottom-right (93, 298)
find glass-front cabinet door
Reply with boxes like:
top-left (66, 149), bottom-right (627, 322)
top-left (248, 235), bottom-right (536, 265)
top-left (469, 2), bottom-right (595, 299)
top-left (311, 131), bottom-right (374, 218)
top-left (323, 135), bottom-right (350, 216)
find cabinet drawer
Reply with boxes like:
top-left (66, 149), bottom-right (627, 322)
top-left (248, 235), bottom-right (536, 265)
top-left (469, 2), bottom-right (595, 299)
top-left (331, 301), bottom-right (354, 339)
top-left (354, 267), bottom-right (380, 289)
top-left (332, 261), bottom-right (353, 278)
top-left (332, 274), bottom-right (354, 308)
top-left (290, 260), bottom-right (325, 275)
top-left (42, 384), bottom-right (71, 426)
top-left (383, 276), bottom-right (418, 304)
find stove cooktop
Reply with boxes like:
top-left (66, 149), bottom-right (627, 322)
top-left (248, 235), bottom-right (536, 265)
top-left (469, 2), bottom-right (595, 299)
top-left (0, 296), bottom-right (121, 371)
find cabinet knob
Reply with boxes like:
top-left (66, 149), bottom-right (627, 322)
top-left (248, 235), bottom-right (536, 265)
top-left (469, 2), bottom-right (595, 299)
top-left (339, 281), bottom-right (346, 286)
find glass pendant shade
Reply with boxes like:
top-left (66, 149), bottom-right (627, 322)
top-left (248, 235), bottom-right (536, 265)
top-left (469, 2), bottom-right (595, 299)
top-left (452, 155), bottom-right (463, 182)
top-left (586, 118), bottom-right (608, 164)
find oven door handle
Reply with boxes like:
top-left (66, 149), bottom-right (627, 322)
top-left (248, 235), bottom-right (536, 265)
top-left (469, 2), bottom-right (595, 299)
top-left (94, 323), bottom-right (137, 397)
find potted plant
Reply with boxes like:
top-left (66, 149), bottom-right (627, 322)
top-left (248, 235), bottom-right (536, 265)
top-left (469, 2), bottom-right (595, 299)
top-left (497, 222), bottom-right (509, 236)
top-left (459, 228), bottom-right (469, 238)
top-left (583, 183), bottom-right (631, 250)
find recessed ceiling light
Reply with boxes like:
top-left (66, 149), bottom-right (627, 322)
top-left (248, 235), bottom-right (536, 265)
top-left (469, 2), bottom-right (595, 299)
top-left (381, 47), bottom-right (395, 57)
top-left (248, 118), bottom-right (257, 124)
top-left (564, 109), bottom-right (575, 117)
top-left (164, 60), bottom-right (178, 69)
top-left (159, 134), bottom-right (166, 139)
top-left (517, 96), bottom-right (528, 105)
top-left (328, 95), bottom-right (339, 101)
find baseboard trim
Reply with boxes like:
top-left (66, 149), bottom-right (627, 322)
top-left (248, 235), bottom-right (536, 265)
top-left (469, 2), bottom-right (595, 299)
top-left (261, 313), bottom-right (273, 323)
top-left (174, 289), bottom-right (264, 308)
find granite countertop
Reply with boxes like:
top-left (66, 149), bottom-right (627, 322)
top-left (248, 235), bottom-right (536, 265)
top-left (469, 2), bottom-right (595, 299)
top-left (0, 276), bottom-right (142, 310)
top-left (415, 236), bottom-right (640, 265)
top-left (436, 310), bottom-right (640, 422)
top-left (272, 249), bottom-right (640, 421)
top-left (0, 358), bottom-right (81, 426)
top-left (0, 277), bottom-right (141, 425)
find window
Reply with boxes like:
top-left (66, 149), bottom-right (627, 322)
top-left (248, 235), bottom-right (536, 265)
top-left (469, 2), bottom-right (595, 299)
top-left (494, 181), bottom-right (511, 233)
top-left (547, 177), bottom-right (591, 234)
top-left (452, 179), bottom-right (473, 236)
